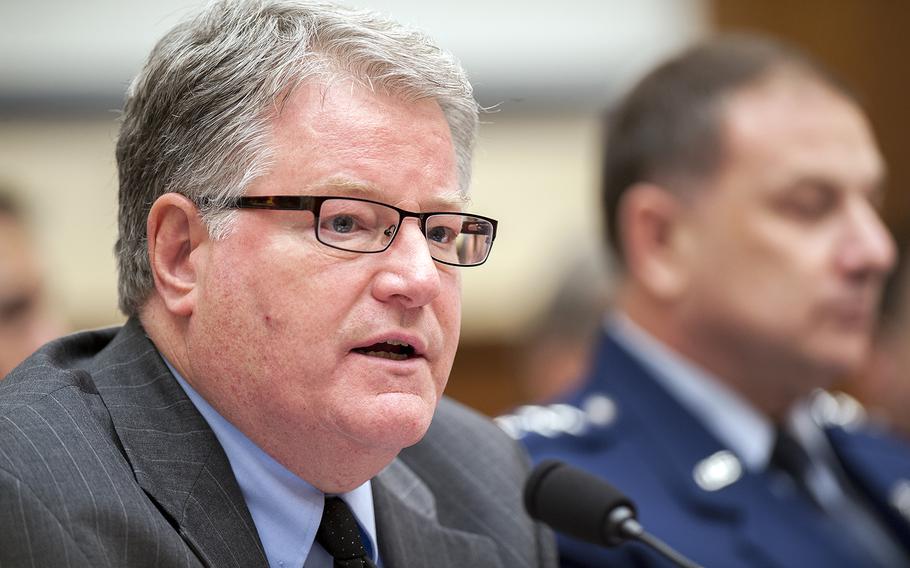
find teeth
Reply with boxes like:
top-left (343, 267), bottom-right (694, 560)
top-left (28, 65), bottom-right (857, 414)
top-left (363, 350), bottom-right (408, 361)
top-left (353, 339), bottom-right (415, 360)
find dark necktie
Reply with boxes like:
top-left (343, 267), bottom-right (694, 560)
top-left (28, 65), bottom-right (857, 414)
top-left (770, 427), bottom-right (820, 508)
top-left (769, 427), bottom-right (909, 567)
top-left (315, 497), bottom-right (376, 568)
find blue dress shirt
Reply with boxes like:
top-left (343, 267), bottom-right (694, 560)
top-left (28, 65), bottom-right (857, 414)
top-left (165, 361), bottom-right (381, 568)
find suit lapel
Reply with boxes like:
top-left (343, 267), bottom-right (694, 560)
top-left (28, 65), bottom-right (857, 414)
top-left (372, 458), bottom-right (502, 568)
top-left (91, 318), bottom-right (268, 568)
top-left (826, 425), bottom-right (910, 545)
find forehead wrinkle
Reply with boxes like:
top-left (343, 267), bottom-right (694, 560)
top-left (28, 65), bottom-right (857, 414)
top-left (303, 175), bottom-right (469, 210)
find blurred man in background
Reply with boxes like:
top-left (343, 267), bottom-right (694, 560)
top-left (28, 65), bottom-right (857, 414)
top-left (517, 35), bottom-right (910, 567)
top-left (0, 189), bottom-right (63, 378)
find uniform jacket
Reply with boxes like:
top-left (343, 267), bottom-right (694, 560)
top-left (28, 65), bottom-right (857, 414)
top-left (0, 318), bottom-right (556, 568)
top-left (516, 331), bottom-right (910, 567)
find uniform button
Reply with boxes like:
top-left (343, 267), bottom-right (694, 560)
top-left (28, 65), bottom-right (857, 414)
top-left (583, 394), bottom-right (617, 427)
top-left (693, 450), bottom-right (742, 492)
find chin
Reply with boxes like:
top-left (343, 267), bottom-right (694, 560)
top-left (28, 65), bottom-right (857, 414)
top-left (809, 342), bottom-right (868, 380)
top-left (344, 392), bottom-right (438, 450)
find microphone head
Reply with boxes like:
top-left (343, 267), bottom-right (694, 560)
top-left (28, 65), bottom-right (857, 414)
top-left (524, 459), bottom-right (637, 547)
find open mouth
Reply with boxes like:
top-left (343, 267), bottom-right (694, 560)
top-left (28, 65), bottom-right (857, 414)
top-left (352, 339), bottom-right (416, 361)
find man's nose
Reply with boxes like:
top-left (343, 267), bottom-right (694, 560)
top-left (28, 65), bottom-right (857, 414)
top-left (839, 200), bottom-right (896, 277)
top-left (370, 219), bottom-right (442, 309)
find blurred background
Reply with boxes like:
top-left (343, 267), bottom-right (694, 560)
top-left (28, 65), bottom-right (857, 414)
top-left (2, 0), bottom-right (908, 415)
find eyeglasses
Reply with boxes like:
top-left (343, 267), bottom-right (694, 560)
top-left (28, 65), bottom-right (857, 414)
top-left (227, 195), bottom-right (498, 267)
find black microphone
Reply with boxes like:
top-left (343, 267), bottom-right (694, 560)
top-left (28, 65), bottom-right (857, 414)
top-left (524, 460), bottom-right (704, 568)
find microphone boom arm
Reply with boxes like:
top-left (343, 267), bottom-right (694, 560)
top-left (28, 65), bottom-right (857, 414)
top-left (525, 460), bottom-right (704, 568)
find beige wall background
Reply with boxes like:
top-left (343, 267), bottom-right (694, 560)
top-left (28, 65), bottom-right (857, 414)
top-left (0, 119), bottom-right (121, 329)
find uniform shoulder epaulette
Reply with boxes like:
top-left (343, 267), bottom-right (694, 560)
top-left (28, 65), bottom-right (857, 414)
top-left (495, 394), bottom-right (617, 440)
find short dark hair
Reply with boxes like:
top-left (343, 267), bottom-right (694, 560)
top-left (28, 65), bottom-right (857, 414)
top-left (602, 34), bottom-right (851, 263)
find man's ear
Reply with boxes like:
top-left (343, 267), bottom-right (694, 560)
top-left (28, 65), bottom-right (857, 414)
top-left (147, 193), bottom-right (210, 317)
top-left (617, 182), bottom-right (692, 301)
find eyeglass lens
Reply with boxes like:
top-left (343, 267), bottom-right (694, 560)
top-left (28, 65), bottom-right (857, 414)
top-left (316, 198), bottom-right (494, 266)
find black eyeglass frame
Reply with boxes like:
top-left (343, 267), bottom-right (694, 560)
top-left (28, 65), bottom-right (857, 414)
top-left (226, 194), bottom-right (498, 267)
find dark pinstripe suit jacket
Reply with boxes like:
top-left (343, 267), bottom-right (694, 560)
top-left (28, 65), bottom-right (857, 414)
top-left (0, 319), bottom-right (556, 567)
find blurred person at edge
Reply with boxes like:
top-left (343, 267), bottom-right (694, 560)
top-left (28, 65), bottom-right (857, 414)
top-left (0, 190), bottom-right (64, 378)
top-left (510, 35), bottom-right (910, 567)
top-left (516, 251), bottom-right (611, 404)
top-left (0, 2), bottom-right (557, 567)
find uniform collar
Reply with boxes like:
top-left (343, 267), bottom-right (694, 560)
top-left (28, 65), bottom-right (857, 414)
top-left (609, 312), bottom-right (774, 471)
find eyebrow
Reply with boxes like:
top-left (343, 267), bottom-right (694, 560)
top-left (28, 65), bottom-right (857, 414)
top-left (310, 176), bottom-right (470, 210)
top-left (781, 171), bottom-right (887, 193)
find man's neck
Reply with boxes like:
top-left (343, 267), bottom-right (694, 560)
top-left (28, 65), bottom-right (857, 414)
top-left (619, 292), bottom-right (812, 421)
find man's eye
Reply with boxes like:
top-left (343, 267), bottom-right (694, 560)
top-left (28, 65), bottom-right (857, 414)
top-left (329, 215), bottom-right (356, 233)
top-left (428, 226), bottom-right (456, 244)
top-left (777, 185), bottom-right (838, 221)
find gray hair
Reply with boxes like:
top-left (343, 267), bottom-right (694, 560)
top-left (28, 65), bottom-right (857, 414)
top-left (115, 0), bottom-right (479, 316)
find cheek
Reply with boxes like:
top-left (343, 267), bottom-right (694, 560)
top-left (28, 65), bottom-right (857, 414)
top-left (438, 272), bottom-right (462, 333)
top-left (684, 232), bottom-right (801, 329)
top-left (201, 239), bottom-right (325, 355)
top-left (709, 212), bottom-right (823, 292)
top-left (223, 238), bottom-right (355, 332)
top-left (434, 279), bottom-right (462, 387)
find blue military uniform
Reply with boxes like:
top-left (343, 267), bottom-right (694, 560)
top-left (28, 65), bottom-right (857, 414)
top-left (507, 331), bottom-right (910, 567)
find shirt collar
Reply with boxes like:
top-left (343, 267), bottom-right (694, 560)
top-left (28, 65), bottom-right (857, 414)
top-left (164, 360), bottom-right (380, 567)
top-left (609, 313), bottom-right (775, 471)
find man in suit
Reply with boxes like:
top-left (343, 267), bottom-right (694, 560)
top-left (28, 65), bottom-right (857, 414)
top-left (516, 35), bottom-right (910, 567)
top-left (0, 1), bottom-right (556, 566)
